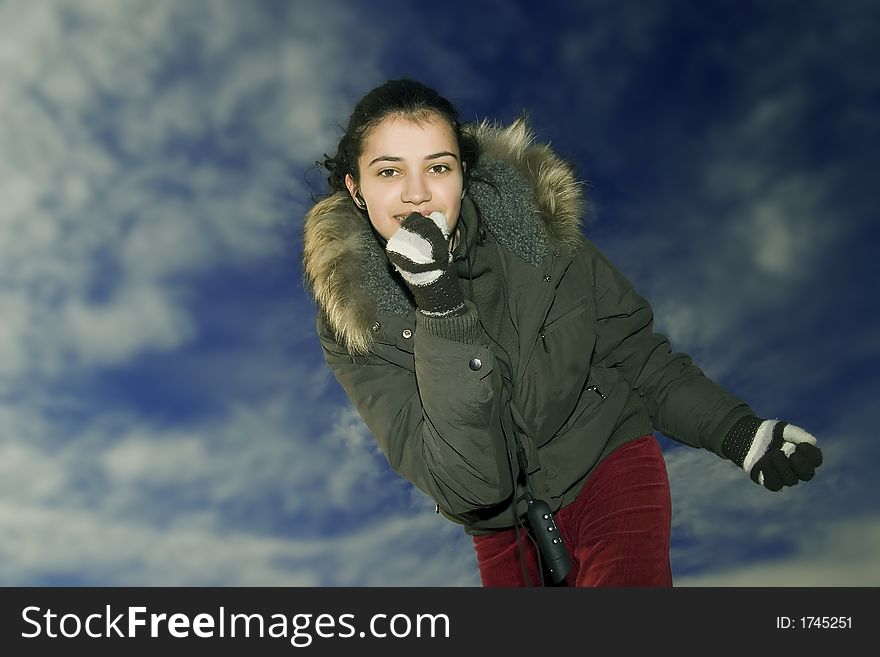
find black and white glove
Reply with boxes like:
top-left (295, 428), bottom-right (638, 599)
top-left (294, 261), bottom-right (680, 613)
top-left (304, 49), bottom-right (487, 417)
top-left (385, 211), bottom-right (465, 317)
top-left (721, 416), bottom-right (823, 491)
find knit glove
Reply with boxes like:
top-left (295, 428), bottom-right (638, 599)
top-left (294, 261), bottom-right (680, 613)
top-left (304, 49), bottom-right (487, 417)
top-left (385, 211), bottom-right (465, 317)
top-left (721, 416), bottom-right (823, 491)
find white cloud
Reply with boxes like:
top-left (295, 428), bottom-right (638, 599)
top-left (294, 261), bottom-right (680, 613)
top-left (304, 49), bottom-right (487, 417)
top-left (323, 406), bottom-right (408, 509)
top-left (0, 0), bottom-right (380, 382)
top-left (61, 284), bottom-right (197, 368)
top-left (700, 88), bottom-right (841, 284)
top-left (80, 396), bottom-right (371, 518)
top-left (598, 87), bottom-right (845, 401)
top-left (0, 377), bottom-right (478, 586)
top-left (0, 497), bottom-right (479, 586)
top-left (0, 502), bottom-right (323, 586)
top-left (100, 433), bottom-right (210, 486)
top-left (0, 443), bottom-right (69, 503)
top-left (331, 511), bottom-right (480, 587)
top-left (0, 293), bottom-right (31, 378)
top-left (673, 516), bottom-right (880, 586)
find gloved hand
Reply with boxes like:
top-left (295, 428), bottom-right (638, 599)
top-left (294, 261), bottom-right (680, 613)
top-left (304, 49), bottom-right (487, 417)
top-left (721, 416), bottom-right (823, 491)
top-left (385, 211), bottom-right (465, 317)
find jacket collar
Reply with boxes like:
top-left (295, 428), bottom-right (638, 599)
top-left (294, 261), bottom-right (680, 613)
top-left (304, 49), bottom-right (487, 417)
top-left (302, 116), bottom-right (586, 355)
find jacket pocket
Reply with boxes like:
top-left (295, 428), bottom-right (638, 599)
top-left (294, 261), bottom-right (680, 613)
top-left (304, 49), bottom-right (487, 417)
top-left (525, 301), bottom-right (596, 446)
top-left (539, 300), bottom-right (589, 353)
top-left (370, 339), bottom-right (416, 372)
top-left (536, 367), bottom-right (612, 448)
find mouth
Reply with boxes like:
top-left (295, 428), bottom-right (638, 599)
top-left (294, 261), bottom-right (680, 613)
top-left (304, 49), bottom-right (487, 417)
top-left (394, 210), bottom-right (442, 223)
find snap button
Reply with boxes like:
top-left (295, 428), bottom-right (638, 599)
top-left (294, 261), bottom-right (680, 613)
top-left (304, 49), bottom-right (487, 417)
top-left (554, 250), bottom-right (561, 258)
top-left (371, 321), bottom-right (381, 332)
top-left (468, 357), bottom-right (482, 371)
top-left (543, 275), bottom-right (551, 282)
top-left (402, 328), bottom-right (412, 339)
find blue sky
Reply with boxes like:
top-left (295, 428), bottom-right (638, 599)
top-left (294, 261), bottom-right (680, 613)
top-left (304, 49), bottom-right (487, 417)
top-left (1, 0), bottom-right (877, 586)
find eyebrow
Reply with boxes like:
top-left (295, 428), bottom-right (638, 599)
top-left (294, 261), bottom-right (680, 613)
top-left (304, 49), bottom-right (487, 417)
top-left (368, 151), bottom-right (459, 167)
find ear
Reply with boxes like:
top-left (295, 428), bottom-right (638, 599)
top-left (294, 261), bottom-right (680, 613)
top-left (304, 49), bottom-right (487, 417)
top-left (344, 173), bottom-right (358, 202)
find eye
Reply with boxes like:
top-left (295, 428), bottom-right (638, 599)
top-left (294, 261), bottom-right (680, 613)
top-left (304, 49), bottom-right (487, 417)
top-left (377, 169), bottom-right (399, 178)
top-left (429, 164), bottom-right (451, 174)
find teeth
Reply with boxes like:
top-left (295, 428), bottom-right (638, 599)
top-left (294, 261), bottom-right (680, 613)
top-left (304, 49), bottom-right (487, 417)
top-left (395, 212), bottom-right (431, 221)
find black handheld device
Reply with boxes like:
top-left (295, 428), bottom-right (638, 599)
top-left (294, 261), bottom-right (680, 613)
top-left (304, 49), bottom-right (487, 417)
top-left (525, 496), bottom-right (572, 584)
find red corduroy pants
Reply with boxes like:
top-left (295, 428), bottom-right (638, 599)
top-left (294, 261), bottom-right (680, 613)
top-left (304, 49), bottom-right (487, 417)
top-left (472, 435), bottom-right (673, 587)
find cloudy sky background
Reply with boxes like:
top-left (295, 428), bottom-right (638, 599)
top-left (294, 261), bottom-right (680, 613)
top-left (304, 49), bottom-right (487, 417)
top-left (1, 0), bottom-right (877, 587)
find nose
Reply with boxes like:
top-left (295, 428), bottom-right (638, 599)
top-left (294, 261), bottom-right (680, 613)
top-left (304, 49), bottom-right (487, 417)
top-left (401, 172), bottom-right (430, 205)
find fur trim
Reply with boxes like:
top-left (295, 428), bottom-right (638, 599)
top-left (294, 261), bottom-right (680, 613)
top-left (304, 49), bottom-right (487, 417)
top-left (302, 116), bottom-right (587, 355)
top-left (466, 115), bottom-right (585, 250)
top-left (302, 194), bottom-right (381, 355)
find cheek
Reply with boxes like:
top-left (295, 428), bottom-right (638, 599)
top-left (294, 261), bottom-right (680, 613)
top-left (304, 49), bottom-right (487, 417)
top-left (361, 188), bottom-right (392, 218)
top-left (445, 188), bottom-right (463, 225)
top-left (365, 206), bottom-right (399, 241)
top-left (448, 197), bottom-right (462, 220)
top-left (360, 182), bottom-right (389, 206)
top-left (368, 217), bottom-right (395, 241)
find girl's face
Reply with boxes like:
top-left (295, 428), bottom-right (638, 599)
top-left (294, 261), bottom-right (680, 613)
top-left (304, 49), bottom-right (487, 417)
top-left (345, 114), bottom-right (465, 242)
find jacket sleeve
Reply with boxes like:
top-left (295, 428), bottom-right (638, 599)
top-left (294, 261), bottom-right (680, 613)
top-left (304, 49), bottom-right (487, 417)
top-left (317, 302), bottom-right (513, 515)
top-left (587, 242), bottom-right (755, 458)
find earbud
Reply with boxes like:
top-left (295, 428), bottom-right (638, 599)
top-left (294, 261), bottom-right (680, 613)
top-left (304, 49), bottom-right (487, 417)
top-left (354, 192), bottom-right (367, 209)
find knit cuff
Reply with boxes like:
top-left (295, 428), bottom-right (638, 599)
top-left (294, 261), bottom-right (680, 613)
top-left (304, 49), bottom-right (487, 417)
top-left (416, 300), bottom-right (483, 344)
top-left (720, 415), bottom-right (765, 467)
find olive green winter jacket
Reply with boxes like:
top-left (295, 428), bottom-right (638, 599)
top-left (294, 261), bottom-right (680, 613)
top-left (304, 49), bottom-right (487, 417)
top-left (302, 118), bottom-right (755, 534)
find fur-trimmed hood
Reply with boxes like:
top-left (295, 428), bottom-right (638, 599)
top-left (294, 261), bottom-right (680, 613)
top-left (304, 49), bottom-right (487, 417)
top-left (302, 116), bottom-right (587, 355)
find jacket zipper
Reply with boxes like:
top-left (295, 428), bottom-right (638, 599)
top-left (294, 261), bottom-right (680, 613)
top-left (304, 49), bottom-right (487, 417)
top-left (585, 384), bottom-right (606, 399)
top-left (540, 332), bottom-right (549, 353)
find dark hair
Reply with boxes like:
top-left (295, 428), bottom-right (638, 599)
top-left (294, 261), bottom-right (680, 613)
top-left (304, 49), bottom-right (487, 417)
top-left (319, 79), bottom-right (480, 200)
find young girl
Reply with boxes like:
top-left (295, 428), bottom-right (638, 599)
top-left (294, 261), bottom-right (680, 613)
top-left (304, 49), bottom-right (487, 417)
top-left (302, 79), bottom-right (823, 587)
